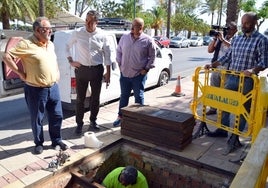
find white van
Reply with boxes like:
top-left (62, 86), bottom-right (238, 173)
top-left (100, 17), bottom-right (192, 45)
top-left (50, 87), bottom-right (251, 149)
top-left (53, 29), bottom-right (173, 110)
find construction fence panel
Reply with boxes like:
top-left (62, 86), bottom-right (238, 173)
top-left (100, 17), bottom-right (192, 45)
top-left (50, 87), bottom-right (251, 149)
top-left (191, 67), bottom-right (268, 142)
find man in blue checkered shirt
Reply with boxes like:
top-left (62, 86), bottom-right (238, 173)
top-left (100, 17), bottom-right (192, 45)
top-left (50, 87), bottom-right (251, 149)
top-left (205, 12), bottom-right (268, 155)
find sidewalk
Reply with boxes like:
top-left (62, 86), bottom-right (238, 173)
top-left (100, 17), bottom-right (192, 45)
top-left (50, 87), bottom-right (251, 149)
top-left (0, 75), bottom-right (266, 187)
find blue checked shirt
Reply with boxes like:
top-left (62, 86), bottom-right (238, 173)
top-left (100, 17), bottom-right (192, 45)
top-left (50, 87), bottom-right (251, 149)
top-left (218, 30), bottom-right (268, 71)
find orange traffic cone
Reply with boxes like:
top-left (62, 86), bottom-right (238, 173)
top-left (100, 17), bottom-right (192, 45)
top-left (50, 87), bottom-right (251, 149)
top-left (171, 75), bottom-right (185, 97)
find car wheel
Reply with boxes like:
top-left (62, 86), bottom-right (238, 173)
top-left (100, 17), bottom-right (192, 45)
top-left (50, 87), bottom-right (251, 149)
top-left (157, 70), bottom-right (169, 86)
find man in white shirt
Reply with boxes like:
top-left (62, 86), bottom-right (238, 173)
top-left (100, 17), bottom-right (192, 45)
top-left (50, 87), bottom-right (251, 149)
top-left (66, 10), bottom-right (112, 135)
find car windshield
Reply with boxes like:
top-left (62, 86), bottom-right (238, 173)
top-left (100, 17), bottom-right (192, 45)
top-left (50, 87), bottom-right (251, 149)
top-left (191, 36), bottom-right (198, 40)
top-left (153, 36), bottom-right (161, 40)
top-left (172, 37), bottom-right (182, 40)
top-left (203, 36), bottom-right (210, 41)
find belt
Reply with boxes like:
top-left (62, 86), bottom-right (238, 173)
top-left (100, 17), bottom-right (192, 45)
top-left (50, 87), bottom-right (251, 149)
top-left (26, 82), bottom-right (56, 88)
top-left (81, 64), bottom-right (103, 68)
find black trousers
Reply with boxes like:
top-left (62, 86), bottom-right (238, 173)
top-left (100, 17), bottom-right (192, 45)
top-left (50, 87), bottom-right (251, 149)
top-left (74, 64), bottom-right (104, 126)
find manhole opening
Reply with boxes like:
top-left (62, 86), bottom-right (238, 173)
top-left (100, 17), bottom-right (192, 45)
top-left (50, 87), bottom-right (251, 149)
top-left (35, 139), bottom-right (234, 188)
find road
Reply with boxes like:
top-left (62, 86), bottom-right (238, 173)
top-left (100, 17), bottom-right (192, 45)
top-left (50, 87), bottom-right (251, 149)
top-left (170, 46), bottom-right (211, 79)
top-left (0, 46), bottom-right (211, 131)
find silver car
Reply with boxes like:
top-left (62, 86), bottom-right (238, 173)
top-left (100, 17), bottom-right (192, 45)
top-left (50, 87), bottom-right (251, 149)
top-left (170, 36), bottom-right (190, 48)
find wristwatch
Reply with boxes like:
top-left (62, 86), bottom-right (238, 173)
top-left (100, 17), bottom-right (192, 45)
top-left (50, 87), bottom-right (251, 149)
top-left (67, 57), bottom-right (73, 63)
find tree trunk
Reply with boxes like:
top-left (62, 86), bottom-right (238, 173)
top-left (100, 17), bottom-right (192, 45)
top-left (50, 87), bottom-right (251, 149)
top-left (226, 0), bottom-right (239, 25)
top-left (1, 11), bottom-right (10, 29)
top-left (39, 0), bottom-right (45, 17)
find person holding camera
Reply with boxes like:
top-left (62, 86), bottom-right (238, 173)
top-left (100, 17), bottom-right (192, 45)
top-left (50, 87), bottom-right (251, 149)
top-left (205, 22), bottom-right (238, 116)
top-left (205, 12), bottom-right (268, 155)
top-left (102, 166), bottom-right (149, 188)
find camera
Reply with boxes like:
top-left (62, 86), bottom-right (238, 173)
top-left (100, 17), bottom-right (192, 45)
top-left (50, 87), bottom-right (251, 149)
top-left (209, 29), bottom-right (219, 37)
top-left (209, 25), bottom-right (229, 37)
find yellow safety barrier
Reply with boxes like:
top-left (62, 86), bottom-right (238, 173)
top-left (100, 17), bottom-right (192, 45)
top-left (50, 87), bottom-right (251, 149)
top-left (190, 67), bottom-right (268, 142)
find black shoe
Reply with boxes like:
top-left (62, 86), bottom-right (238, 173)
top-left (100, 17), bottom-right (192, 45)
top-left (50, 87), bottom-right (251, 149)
top-left (34, 145), bottom-right (43, 154)
top-left (223, 143), bottom-right (237, 156)
top-left (228, 135), bottom-right (243, 148)
top-left (206, 109), bottom-right (217, 115)
top-left (223, 134), bottom-right (241, 155)
top-left (52, 141), bottom-right (68, 151)
top-left (75, 125), bottom-right (83, 135)
top-left (90, 121), bottom-right (100, 130)
top-left (206, 129), bottom-right (228, 137)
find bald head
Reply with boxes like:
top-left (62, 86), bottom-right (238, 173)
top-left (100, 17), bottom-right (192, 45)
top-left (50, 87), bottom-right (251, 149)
top-left (133, 18), bottom-right (144, 28)
top-left (131, 17), bottom-right (144, 37)
top-left (241, 12), bottom-right (258, 34)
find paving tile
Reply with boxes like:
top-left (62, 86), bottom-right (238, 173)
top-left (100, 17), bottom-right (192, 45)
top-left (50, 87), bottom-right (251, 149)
top-left (0, 139), bottom-right (33, 155)
top-left (0, 152), bottom-right (39, 172)
top-left (0, 176), bottom-right (9, 187)
top-left (20, 170), bottom-right (51, 186)
top-left (0, 165), bottom-right (9, 177)
top-left (25, 163), bottom-right (43, 172)
top-left (34, 159), bottom-right (49, 170)
top-left (11, 169), bottom-right (28, 179)
top-left (2, 172), bottom-right (18, 183)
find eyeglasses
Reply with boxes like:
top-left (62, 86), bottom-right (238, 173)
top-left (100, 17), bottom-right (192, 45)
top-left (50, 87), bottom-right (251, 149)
top-left (39, 27), bottom-right (52, 31)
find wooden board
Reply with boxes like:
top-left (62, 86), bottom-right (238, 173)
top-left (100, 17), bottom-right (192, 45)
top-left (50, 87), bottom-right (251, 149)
top-left (121, 105), bottom-right (195, 151)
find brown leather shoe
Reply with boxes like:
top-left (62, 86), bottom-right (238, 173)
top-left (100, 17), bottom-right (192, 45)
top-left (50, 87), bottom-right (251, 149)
top-left (206, 109), bottom-right (217, 115)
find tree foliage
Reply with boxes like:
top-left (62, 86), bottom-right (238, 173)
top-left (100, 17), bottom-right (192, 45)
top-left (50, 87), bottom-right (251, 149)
top-left (150, 6), bottom-right (166, 36)
top-left (241, 0), bottom-right (268, 30)
top-left (0, 0), bottom-right (69, 29)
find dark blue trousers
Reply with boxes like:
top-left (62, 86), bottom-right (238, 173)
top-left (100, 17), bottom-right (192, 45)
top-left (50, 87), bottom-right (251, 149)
top-left (24, 83), bottom-right (63, 146)
top-left (118, 73), bottom-right (147, 117)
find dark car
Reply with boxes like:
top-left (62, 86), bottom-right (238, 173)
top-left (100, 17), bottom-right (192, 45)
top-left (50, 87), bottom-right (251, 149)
top-left (203, 36), bottom-right (213, 45)
top-left (153, 36), bottom-right (170, 48)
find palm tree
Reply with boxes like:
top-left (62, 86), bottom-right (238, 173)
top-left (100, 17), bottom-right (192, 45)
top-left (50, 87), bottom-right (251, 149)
top-left (0, 0), bottom-right (36, 29)
top-left (226, 0), bottom-right (239, 25)
top-left (150, 6), bottom-right (166, 36)
top-left (118, 0), bottom-right (142, 19)
top-left (39, 0), bottom-right (45, 16)
top-left (200, 0), bottom-right (221, 26)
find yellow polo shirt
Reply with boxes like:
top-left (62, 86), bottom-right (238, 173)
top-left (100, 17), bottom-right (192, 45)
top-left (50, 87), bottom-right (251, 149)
top-left (8, 35), bottom-right (59, 87)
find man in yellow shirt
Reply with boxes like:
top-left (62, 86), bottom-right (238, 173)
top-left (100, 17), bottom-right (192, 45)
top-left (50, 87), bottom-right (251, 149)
top-left (3, 17), bottom-right (68, 154)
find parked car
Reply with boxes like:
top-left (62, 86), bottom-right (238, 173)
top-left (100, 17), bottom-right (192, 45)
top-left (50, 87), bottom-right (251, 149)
top-left (203, 36), bottom-right (213, 45)
top-left (53, 29), bottom-right (173, 110)
top-left (189, 36), bottom-right (203, 46)
top-left (170, 36), bottom-right (190, 48)
top-left (154, 39), bottom-right (173, 61)
top-left (153, 36), bottom-right (170, 48)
